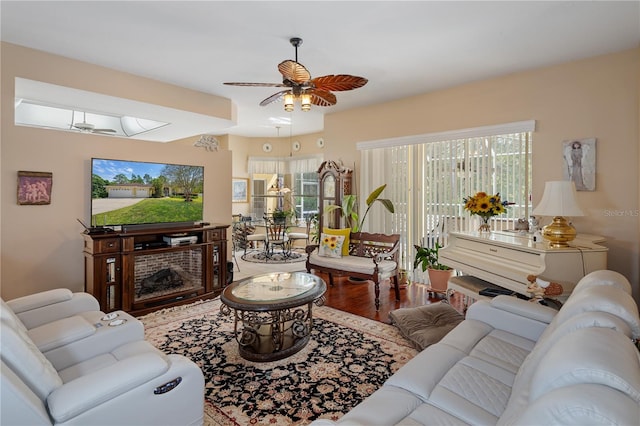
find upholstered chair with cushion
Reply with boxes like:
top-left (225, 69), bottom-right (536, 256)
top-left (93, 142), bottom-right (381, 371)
top-left (287, 219), bottom-right (311, 251)
top-left (2, 289), bottom-right (144, 370)
top-left (1, 289), bottom-right (205, 425)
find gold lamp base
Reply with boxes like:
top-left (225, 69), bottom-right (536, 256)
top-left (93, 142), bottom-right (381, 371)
top-left (542, 216), bottom-right (577, 248)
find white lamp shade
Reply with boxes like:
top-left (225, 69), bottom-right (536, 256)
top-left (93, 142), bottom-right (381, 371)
top-left (533, 181), bottom-right (584, 217)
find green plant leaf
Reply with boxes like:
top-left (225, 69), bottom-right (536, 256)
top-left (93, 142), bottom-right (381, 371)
top-left (365, 184), bottom-right (387, 206)
top-left (377, 198), bottom-right (395, 213)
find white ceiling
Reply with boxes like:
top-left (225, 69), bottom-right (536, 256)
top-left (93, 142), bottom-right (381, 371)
top-left (2, 1), bottom-right (639, 139)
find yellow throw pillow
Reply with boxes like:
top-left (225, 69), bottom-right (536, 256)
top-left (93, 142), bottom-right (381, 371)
top-left (323, 227), bottom-right (351, 256)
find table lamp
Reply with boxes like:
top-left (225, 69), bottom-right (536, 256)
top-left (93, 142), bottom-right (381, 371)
top-left (532, 181), bottom-right (584, 248)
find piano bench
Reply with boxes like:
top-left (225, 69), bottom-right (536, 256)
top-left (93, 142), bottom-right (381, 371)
top-left (446, 275), bottom-right (510, 314)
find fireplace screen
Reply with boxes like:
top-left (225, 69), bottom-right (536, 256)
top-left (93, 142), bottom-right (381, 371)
top-left (134, 248), bottom-right (204, 303)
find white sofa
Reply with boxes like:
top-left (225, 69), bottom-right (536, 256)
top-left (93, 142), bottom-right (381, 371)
top-left (312, 270), bottom-right (640, 425)
top-left (1, 289), bottom-right (205, 425)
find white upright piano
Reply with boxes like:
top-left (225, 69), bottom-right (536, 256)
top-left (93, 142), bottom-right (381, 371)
top-left (439, 231), bottom-right (608, 300)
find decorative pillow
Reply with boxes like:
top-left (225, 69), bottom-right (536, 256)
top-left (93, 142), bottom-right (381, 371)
top-left (318, 233), bottom-right (345, 258)
top-left (323, 227), bottom-right (351, 256)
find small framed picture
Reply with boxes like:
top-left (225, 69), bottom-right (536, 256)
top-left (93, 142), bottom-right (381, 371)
top-left (17, 171), bottom-right (53, 205)
top-left (232, 178), bottom-right (249, 203)
top-left (562, 138), bottom-right (596, 191)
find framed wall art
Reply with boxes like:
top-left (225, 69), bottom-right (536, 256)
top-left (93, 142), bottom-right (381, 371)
top-left (232, 177), bottom-right (249, 203)
top-left (17, 171), bottom-right (53, 205)
top-left (562, 138), bottom-right (596, 191)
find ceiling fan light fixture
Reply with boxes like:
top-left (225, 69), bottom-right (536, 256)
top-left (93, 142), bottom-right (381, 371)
top-left (300, 92), bottom-right (312, 111)
top-left (284, 92), bottom-right (294, 112)
top-left (225, 37), bottom-right (367, 112)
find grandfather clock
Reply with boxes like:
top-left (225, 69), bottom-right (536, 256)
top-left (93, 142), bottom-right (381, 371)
top-left (317, 160), bottom-right (353, 232)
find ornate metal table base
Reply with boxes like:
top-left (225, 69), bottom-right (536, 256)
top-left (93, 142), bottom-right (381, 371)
top-left (221, 297), bottom-right (325, 362)
top-left (220, 272), bottom-right (327, 362)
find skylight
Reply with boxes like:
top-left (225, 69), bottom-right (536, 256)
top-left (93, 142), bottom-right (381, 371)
top-left (14, 99), bottom-right (169, 137)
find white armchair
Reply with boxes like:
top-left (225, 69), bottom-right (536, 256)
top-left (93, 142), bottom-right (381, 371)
top-left (1, 289), bottom-right (205, 425)
top-left (2, 289), bottom-right (144, 370)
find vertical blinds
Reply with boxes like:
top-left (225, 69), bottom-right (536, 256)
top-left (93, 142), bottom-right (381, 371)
top-left (358, 121), bottom-right (534, 275)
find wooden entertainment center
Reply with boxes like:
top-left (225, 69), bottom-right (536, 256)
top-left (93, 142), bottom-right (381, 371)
top-left (83, 223), bottom-right (229, 315)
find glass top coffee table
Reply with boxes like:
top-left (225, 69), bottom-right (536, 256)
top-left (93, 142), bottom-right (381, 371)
top-left (220, 271), bottom-right (326, 362)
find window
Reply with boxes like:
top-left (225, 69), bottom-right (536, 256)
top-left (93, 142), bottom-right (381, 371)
top-left (358, 121), bottom-right (534, 273)
top-left (247, 154), bottom-right (323, 222)
top-left (293, 172), bottom-right (319, 222)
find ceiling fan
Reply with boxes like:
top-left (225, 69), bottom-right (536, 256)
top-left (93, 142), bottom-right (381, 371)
top-left (72, 112), bottom-right (117, 134)
top-left (224, 37), bottom-right (368, 110)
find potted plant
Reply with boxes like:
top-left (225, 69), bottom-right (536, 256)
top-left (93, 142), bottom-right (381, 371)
top-left (271, 208), bottom-right (294, 224)
top-left (325, 184), bottom-right (395, 283)
top-left (413, 242), bottom-right (453, 293)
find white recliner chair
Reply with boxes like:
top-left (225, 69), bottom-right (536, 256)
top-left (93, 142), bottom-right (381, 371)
top-left (2, 289), bottom-right (145, 370)
top-left (1, 289), bottom-right (205, 425)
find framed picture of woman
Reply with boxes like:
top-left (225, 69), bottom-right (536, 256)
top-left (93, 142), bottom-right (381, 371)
top-left (562, 138), bottom-right (596, 191)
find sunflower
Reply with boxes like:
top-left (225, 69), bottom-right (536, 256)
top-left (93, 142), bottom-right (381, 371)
top-left (463, 191), bottom-right (510, 218)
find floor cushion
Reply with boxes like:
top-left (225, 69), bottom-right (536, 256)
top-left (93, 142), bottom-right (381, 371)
top-left (390, 302), bottom-right (464, 350)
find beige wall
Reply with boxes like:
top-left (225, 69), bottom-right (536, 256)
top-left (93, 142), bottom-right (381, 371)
top-left (3, 42), bottom-right (639, 302)
top-left (1, 43), bottom-right (233, 300)
top-left (323, 48), bottom-right (640, 300)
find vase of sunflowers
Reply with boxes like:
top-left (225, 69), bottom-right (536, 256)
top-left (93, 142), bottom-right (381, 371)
top-left (463, 191), bottom-right (510, 232)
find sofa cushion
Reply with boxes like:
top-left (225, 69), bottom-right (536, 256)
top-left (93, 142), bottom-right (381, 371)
top-left (529, 327), bottom-right (640, 403)
top-left (1, 298), bottom-right (28, 333)
top-left (308, 252), bottom-right (397, 277)
top-left (468, 329), bottom-right (535, 374)
top-left (0, 318), bottom-right (62, 400)
top-left (429, 356), bottom-right (515, 423)
top-left (323, 228), bottom-right (351, 256)
top-left (28, 315), bottom-right (96, 352)
top-left (512, 384), bottom-right (640, 426)
top-left (552, 285), bottom-right (640, 338)
top-left (389, 302), bottom-right (463, 350)
top-left (6, 289), bottom-right (73, 314)
top-left (572, 269), bottom-right (632, 295)
top-left (498, 310), bottom-right (637, 426)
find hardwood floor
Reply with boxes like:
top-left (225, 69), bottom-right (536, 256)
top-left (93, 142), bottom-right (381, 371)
top-left (316, 272), bottom-right (451, 324)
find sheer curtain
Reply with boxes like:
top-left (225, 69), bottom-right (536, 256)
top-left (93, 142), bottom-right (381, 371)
top-left (358, 121), bottom-right (534, 275)
top-left (247, 154), bottom-right (323, 175)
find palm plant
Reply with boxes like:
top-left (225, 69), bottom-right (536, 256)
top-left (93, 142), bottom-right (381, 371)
top-left (325, 184), bottom-right (394, 232)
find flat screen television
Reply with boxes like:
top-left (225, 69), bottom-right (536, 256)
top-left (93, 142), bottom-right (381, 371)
top-left (91, 158), bottom-right (204, 228)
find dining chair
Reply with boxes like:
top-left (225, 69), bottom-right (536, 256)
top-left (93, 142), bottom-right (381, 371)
top-left (240, 217), bottom-right (267, 257)
top-left (265, 216), bottom-right (290, 257)
top-left (287, 218), bottom-right (311, 251)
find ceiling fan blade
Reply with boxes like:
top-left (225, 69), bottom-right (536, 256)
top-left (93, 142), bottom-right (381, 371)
top-left (259, 90), bottom-right (289, 106)
top-left (224, 82), bottom-right (287, 87)
top-left (278, 60), bottom-right (311, 84)
top-left (309, 89), bottom-right (337, 107)
top-left (93, 129), bottom-right (117, 133)
top-left (311, 74), bottom-right (368, 91)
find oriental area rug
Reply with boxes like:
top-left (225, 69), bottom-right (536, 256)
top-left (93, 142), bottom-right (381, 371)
top-left (139, 298), bottom-right (418, 426)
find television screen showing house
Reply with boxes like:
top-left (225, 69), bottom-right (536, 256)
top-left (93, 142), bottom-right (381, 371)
top-left (91, 158), bottom-right (204, 226)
